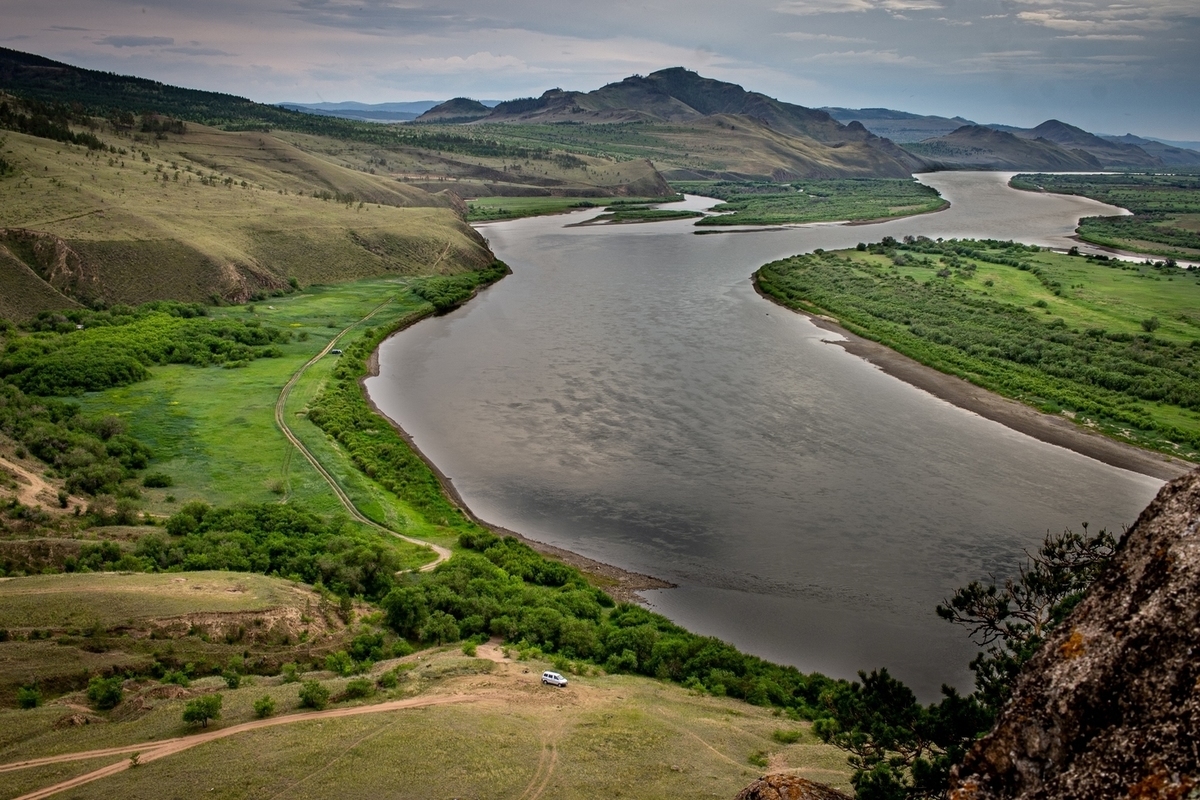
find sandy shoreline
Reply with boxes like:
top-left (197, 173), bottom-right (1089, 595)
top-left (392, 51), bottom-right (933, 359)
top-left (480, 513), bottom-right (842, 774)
top-left (752, 279), bottom-right (1194, 482)
top-left (361, 298), bottom-right (675, 605)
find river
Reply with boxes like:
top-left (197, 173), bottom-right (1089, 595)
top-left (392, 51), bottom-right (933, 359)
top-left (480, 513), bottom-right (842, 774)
top-left (365, 172), bottom-right (1163, 699)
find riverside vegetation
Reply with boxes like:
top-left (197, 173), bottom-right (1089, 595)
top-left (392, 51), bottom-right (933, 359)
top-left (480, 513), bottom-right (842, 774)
top-left (1010, 172), bottom-right (1200, 259)
top-left (756, 238), bottom-right (1200, 461)
top-left (674, 179), bottom-right (947, 226)
top-left (0, 260), bottom-right (1138, 798)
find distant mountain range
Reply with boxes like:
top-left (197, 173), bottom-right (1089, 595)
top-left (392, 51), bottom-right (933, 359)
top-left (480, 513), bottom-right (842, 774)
top-left (822, 107), bottom-right (975, 143)
top-left (279, 100), bottom-right (499, 123)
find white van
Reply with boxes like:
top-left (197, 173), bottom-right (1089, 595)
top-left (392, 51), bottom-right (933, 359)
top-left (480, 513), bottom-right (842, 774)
top-left (541, 670), bottom-right (568, 687)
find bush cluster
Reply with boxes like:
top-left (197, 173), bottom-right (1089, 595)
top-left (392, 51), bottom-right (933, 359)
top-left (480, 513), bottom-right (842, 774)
top-left (756, 240), bottom-right (1200, 454)
top-left (3, 303), bottom-right (288, 395)
top-left (137, 502), bottom-right (405, 601)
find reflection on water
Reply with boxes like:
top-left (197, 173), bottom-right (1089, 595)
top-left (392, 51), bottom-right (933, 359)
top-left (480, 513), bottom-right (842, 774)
top-left (367, 172), bottom-right (1161, 699)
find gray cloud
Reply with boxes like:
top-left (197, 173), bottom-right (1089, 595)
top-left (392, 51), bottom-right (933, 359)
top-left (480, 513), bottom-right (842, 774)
top-left (2, 0), bottom-right (1196, 138)
top-left (97, 35), bottom-right (175, 47)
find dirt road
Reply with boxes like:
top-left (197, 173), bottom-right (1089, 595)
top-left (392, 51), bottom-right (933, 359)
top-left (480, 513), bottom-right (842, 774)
top-left (6, 693), bottom-right (481, 800)
top-left (273, 298), bottom-right (450, 572)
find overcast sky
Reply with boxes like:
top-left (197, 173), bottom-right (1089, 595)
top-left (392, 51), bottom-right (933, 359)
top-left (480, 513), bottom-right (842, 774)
top-left (4, 0), bottom-right (1198, 139)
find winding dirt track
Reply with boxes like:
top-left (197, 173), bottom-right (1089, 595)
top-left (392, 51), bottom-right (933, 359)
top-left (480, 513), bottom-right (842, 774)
top-left (272, 299), bottom-right (450, 572)
top-left (5, 694), bottom-right (481, 800)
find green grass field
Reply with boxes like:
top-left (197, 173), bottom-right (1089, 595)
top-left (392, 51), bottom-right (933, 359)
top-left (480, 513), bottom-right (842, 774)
top-left (0, 572), bottom-right (296, 630)
top-left (0, 645), bottom-right (852, 800)
top-left (465, 195), bottom-right (689, 222)
top-left (73, 277), bottom-right (447, 557)
top-left (675, 179), bottom-right (947, 226)
top-left (756, 239), bottom-right (1200, 460)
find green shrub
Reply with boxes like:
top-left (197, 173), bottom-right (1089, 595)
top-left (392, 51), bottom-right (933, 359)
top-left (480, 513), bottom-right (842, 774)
top-left (16, 686), bottom-right (41, 709)
top-left (298, 680), bottom-right (329, 710)
top-left (253, 695), bottom-right (275, 718)
top-left (772, 729), bottom-right (803, 744)
top-left (324, 650), bottom-right (355, 676)
top-left (142, 473), bottom-right (173, 488)
top-left (87, 675), bottom-right (124, 710)
top-left (182, 694), bottom-right (222, 727)
top-left (377, 671), bottom-right (398, 689)
top-left (222, 670), bottom-right (241, 689)
top-left (344, 678), bottom-right (373, 699)
top-left (280, 663), bottom-right (300, 683)
top-left (161, 670), bottom-right (190, 687)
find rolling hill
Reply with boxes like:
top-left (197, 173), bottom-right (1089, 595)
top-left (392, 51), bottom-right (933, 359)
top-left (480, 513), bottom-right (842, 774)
top-left (1014, 119), bottom-right (1161, 168)
top-left (822, 107), bottom-right (976, 143)
top-left (903, 125), bottom-right (1104, 170)
top-left (1101, 133), bottom-right (1200, 166)
top-left (0, 113), bottom-right (494, 318)
top-left (415, 67), bottom-right (926, 180)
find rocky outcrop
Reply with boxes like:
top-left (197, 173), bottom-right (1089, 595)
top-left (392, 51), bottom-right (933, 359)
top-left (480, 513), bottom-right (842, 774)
top-left (735, 775), bottom-right (852, 800)
top-left (949, 468), bottom-right (1200, 799)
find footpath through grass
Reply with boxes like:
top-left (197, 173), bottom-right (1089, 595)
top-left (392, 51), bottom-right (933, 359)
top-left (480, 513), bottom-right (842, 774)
top-left (756, 238), bottom-right (1200, 460)
top-left (73, 277), bottom-right (453, 569)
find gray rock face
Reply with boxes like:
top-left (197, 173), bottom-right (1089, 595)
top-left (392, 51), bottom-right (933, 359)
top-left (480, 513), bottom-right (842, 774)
top-left (950, 468), bottom-right (1200, 799)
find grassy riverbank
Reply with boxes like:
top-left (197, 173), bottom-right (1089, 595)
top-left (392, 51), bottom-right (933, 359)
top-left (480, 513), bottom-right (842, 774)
top-left (466, 195), bottom-right (686, 222)
top-left (756, 238), bottom-right (1200, 461)
top-left (1011, 173), bottom-right (1200, 259)
top-left (674, 178), bottom-right (947, 226)
top-left (0, 267), bottom-right (862, 796)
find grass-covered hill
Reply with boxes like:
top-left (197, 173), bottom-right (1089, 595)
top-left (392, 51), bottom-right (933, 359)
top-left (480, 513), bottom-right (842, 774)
top-left (0, 118), bottom-right (493, 318)
top-left (0, 47), bottom-right (677, 204)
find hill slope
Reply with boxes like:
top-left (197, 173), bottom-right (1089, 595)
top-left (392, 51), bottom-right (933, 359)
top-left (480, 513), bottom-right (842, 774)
top-left (424, 67), bottom-right (926, 179)
top-left (1016, 119), bottom-right (1161, 168)
top-left (1102, 133), bottom-right (1200, 166)
top-left (904, 125), bottom-right (1103, 170)
top-left (0, 47), bottom-right (676, 201)
top-left (822, 107), bottom-right (976, 143)
top-left (0, 121), bottom-right (493, 316)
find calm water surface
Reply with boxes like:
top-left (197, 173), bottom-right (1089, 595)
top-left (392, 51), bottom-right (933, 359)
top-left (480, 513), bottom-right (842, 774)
top-left (367, 172), bottom-right (1162, 698)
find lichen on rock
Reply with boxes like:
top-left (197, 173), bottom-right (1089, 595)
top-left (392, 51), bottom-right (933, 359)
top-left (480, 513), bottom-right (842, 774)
top-left (950, 468), bottom-right (1200, 799)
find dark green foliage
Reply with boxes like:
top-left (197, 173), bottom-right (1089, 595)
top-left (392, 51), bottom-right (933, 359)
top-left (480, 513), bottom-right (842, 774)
top-left (161, 669), bottom-right (190, 687)
top-left (16, 685), bottom-right (41, 709)
top-left (142, 473), bottom-right (173, 488)
top-left (253, 694), bottom-right (275, 718)
top-left (409, 262), bottom-right (509, 311)
top-left (755, 241), bottom-right (1200, 457)
top-left (86, 675), bottom-right (123, 709)
top-left (0, 95), bottom-right (104, 150)
top-left (3, 303), bottom-right (288, 396)
top-left (344, 678), bottom-right (374, 699)
top-left (814, 672), bottom-right (990, 800)
top-left (0, 382), bottom-right (151, 496)
top-left (298, 679), bottom-right (329, 710)
top-left (182, 693), bottom-right (221, 727)
top-left (305, 267), bottom-right (509, 526)
top-left (379, 532), bottom-right (837, 715)
top-left (936, 526), bottom-right (1116, 716)
top-left (222, 671), bottom-right (241, 689)
top-left (144, 503), bottom-right (405, 601)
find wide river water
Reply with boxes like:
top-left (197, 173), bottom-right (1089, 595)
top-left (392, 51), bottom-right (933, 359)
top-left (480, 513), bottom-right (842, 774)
top-left (367, 172), bottom-right (1163, 698)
